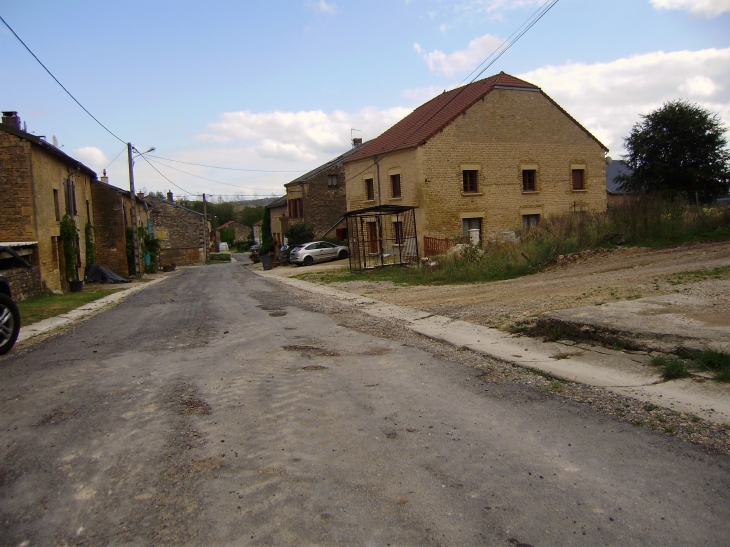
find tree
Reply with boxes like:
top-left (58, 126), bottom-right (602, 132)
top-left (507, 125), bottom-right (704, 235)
top-left (285, 222), bottom-right (315, 247)
top-left (618, 100), bottom-right (730, 202)
top-left (239, 205), bottom-right (265, 228)
top-left (259, 210), bottom-right (274, 254)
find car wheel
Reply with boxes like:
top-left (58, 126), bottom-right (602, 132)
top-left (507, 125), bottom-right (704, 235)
top-left (0, 293), bottom-right (20, 356)
top-left (303, 255), bottom-right (314, 267)
top-left (338, 250), bottom-right (349, 260)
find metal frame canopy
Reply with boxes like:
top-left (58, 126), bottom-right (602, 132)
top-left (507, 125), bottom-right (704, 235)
top-left (344, 205), bottom-right (419, 272)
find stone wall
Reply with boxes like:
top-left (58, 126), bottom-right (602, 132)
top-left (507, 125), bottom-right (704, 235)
top-left (0, 132), bottom-right (35, 242)
top-left (90, 181), bottom-right (130, 276)
top-left (287, 164), bottom-right (348, 239)
top-left (0, 266), bottom-right (42, 301)
top-left (146, 197), bottom-right (206, 265)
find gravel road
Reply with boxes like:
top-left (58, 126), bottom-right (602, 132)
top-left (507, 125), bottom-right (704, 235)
top-left (1, 263), bottom-right (728, 546)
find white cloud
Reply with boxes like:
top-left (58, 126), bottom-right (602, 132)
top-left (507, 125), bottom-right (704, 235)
top-left (73, 146), bottom-right (108, 170)
top-left (518, 47), bottom-right (730, 154)
top-left (650, 0), bottom-right (730, 17)
top-left (307, 0), bottom-right (338, 14)
top-left (401, 85), bottom-right (448, 104)
top-left (415, 33), bottom-right (503, 77)
top-left (454, 0), bottom-right (547, 16)
top-left (195, 106), bottom-right (411, 164)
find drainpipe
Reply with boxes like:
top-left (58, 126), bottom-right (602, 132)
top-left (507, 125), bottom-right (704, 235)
top-left (375, 156), bottom-right (382, 206)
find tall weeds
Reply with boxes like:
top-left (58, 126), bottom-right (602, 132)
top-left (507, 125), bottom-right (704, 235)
top-left (359, 197), bottom-right (730, 285)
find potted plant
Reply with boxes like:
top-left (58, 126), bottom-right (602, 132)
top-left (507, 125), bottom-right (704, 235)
top-left (162, 262), bottom-right (176, 272)
top-left (60, 214), bottom-right (83, 292)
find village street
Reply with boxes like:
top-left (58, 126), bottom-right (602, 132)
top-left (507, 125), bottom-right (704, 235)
top-left (1, 263), bottom-right (729, 546)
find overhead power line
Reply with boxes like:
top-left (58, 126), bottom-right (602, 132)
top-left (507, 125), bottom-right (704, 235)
top-left (0, 15), bottom-right (127, 145)
top-left (144, 157), bottom-right (287, 191)
top-left (136, 153), bottom-right (195, 196)
top-left (146, 154), bottom-right (302, 172)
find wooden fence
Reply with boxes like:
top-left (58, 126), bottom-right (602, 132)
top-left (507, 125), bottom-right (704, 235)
top-left (423, 236), bottom-right (470, 257)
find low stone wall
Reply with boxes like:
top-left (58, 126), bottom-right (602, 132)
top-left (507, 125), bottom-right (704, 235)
top-left (0, 266), bottom-right (42, 301)
top-left (159, 247), bottom-right (203, 266)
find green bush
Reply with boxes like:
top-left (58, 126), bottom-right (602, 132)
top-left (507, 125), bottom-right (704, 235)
top-left (286, 222), bottom-right (316, 247)
top-left (209, 252), bottom-right (231, 262)
top-left (60, 214), bottom-right (80, 282)
top-left (651, 355), bottom-right (691, 380)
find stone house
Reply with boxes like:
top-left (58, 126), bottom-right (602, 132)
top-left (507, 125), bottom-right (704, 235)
top-left (284, 145), bottom-right (364, 241)
top-left (343, 72), bottom-right (608, 253)
top-left (265, 196), bottom-right (287, 246)
top-left (215, 220), bottom-right (251, 251)
top-left (90, 171), bottom-right (150, 276)
top-left (252, 220), bottom-right (262, 244)
top-left (143, 195), bottom-right (208, 265)
top-left (0, 111), bottom-right (97, 295)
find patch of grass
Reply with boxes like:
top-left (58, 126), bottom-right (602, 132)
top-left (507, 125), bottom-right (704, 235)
top-left (17, 287), bottom-right (122, 325)
top-left (664, 265), bottom-right (730, 286)
top-left (692, 347), bottom-right (730, 382)
top-left (549, 380), bottom-right (565, 393)
top-left (651, 355), bottom-right (691, 380)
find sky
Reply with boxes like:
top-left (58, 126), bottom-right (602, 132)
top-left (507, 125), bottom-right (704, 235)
top-left (1, 0), bottom-right (729, 200)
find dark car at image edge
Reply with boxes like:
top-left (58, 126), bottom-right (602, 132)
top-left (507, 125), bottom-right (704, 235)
top-left (0, 274), bottom-right (21, 356)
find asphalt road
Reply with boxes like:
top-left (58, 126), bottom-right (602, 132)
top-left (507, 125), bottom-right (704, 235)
top-left (1, 264), bottom-right (728, 546)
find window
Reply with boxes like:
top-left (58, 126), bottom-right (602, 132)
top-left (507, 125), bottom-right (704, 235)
top-left (288, 198), bottom-right (303, 219)
top-left (390, 174), bottom-right (401, 198)
top-left (522, 214), bottom-right (540, 230)
top-left (393, 221), bottom-right (404, 244)
top-left (53, 189), bottom-right (61, 221)
top-left (572, 169), bottom-right (585, 190)
top-left (463, 170), bottom-right (478, 193)
top-left (365, 178), bottom-right (374, 200)
top-left (462, 218), bottom-right (482, 243)
top-left (522, 170), bottom-right (536, 192)
top-left (327, 174), bottom-right (338, 187)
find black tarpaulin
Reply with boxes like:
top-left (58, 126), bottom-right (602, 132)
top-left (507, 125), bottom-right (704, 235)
top-left (85, 265), bottom-right (130, 284)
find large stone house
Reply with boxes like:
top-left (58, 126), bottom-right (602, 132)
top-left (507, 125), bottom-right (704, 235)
top-left (343, 72), bottom-right (608, 252)
top-left (215, 220), bottom-right (251, 251)
top-left (143, 195), bottom-right (208, 265)
top-left (284, 144), bottom-right (364, 240)
top-left (0, 111), bottom-right (97, 295)
top-left (90, 171), bottom-right (150, 276)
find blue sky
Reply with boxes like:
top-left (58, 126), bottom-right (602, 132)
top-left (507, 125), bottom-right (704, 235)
top-left (2, 0), bottom-right (729, 199)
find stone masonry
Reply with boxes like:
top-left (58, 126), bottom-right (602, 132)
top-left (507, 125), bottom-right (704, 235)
top-left (145, 197), bottom-right (207, 266)
top-left (344, 85), bottom-right (607, 251)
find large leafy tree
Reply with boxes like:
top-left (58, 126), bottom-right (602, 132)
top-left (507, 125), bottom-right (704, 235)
top-left (618, 100), bottom-right (730, 202)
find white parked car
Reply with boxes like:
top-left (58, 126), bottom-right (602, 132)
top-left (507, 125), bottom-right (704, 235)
top-left (218, 242), bottom-right (229, 252)
top-left (289, 241), bottom-right (349, 266)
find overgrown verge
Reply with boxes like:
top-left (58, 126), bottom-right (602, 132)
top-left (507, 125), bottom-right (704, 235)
top-left (300, 197), bottom-right (730, 286)
top-left (652, 348), bottom-right (730, 382)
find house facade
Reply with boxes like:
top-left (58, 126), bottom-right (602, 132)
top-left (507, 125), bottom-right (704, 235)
top-left (265, 196), bottom-right (288, 246)
top-left (0, 111), bottom-right (97, 295)
top-left (215, 220), bottom-right (251, 250)
top-left (343, 73), bottom-right (608, 252)
top-left (90, 172), bottom-right (150, 276)
top-left (143, 196), bottom-right (208, 265)
top-left (284, 145), bottom-right (364, 241)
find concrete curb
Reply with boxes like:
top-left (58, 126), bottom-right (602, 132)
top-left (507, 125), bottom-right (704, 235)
top-left (17, 275), bottom-right (173, 344)
top-left (254, 269), bottom-right (730, 425)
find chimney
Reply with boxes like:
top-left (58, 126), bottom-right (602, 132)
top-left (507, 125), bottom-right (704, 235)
top-left (137, 191), bottom-right (145, 199)
top-left (2, 111), bottom-right (21, 130)
top-left (352, 137), bottom-right (363, 148)
top-left (167, 190), bottom-right (174, 201)
top-left (100, 169), bottom-right (109, 184)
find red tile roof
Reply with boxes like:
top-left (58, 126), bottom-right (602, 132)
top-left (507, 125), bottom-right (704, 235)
top-left (344, 72), bottom-right (606, 164)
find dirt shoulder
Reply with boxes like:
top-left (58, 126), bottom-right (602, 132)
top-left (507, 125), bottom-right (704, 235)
top-left (322, 240), bottom-right (730, 331)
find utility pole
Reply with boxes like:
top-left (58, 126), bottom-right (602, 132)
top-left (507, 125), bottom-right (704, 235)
top-left (127, 143), bottom-right (143, 277)
top-left (202, 193), bottom-right (209, 263)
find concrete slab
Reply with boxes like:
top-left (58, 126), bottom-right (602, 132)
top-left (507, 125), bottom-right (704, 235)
top-left (537, 291), bottom-right (730, 353)
top-left (255, 269), bottom-right (730, 425)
